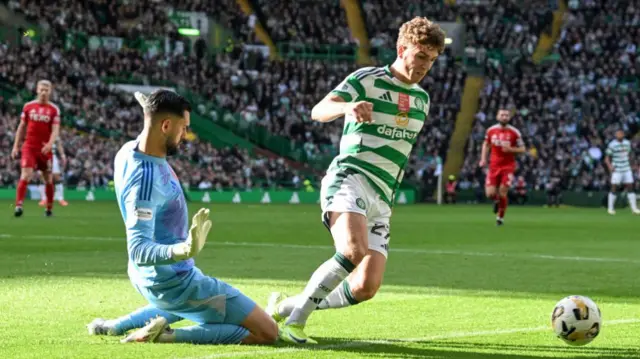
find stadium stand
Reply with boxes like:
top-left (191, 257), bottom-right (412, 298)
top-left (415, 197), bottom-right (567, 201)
top-left (1, 0), bottom-right (637, 200)
top-left (459, 0), bottom-right (639, 193)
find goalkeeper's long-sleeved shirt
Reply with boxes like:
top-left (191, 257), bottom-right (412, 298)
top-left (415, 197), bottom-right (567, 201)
top-left (114, 140), bottom-right (195, 289)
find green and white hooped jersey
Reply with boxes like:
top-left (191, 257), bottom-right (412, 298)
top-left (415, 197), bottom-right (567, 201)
top-left (329, 66), bottom-right (430, 206)
top-left (606, 139), bottom-right (632, 173)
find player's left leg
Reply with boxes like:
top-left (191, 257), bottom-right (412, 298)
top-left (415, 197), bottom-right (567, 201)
top-left (272, 250), bottom-right (385, 318)
top-left (51, 155), bottom-right (68, 205)
top-left (123, 273), bottom-right (277, 345)
top-left (623, 172), bottom-right (639, 214)
top-left (39, 154), bottom-right (55, 216)
top-left (271, 202), bottom-right (390, 318)
top-left (87, 305), bottom-right (183, 336)
top-left (496, 171), bottom-right (513, 225)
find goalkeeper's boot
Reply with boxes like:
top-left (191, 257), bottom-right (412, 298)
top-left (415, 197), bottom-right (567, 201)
top-left (14, 207), bottom-right (23, 217)
top-left (87, 318), bottom-right (118, 336)
top-left (266, 292), bottom-right (288, 323)
top-left (121, 316), bottom-right (168, 343)
top-left (279, 323), bottom-right (318, 344)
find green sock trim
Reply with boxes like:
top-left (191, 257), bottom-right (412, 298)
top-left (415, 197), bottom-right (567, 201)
top-left (333, 252), bottom-right (355, 273)
top-left (343, 281), bottom-right (360, 305)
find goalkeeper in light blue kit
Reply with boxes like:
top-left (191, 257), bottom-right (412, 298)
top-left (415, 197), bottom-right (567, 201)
top-left (87, 90), bottom-right (277, 345)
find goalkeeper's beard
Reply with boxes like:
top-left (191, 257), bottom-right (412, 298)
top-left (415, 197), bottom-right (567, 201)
top-left (165, 137), bottom-right (180, 157)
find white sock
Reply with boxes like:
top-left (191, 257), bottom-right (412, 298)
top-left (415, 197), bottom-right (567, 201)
top-left (286, 253), bottom-right (354, 326)
top-left (40, 184), bottom-right (45, 200)
top-left (628, 192), bottom-right (638, 211)
top-left (608, 192), bottom-right (616, 211)
top-left (278, 281), bottom-right (359, 317)
top-left (55, 183), bottom-right (64, 201)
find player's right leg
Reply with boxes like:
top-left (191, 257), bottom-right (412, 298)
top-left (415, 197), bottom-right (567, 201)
top-left (485, 170), bottom-right (499, 215)
top-left (14, 159), bottom-right (35, 217)
top-left (122, 272), bottom-right (277, 345)
top-left (496, 172), bottom-right (513, 225)
top-left (87, 305), bottom-right (183, 336)
top-left (279, 171), bottom-right (368, 344)
top-left (608, 175), bottom-right (619, 215)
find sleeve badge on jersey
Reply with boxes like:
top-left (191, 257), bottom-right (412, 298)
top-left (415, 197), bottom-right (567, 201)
top-left (134, 207), bottom-right (153, 221)
top-left (414, 97), bottom-right (425, 111)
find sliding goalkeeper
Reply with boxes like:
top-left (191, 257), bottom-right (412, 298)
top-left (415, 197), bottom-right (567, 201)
top-left (86, 90), bottom-right (277, 345)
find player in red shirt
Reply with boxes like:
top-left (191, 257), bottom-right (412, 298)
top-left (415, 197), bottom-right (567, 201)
top-left (478, 108), bottom-right (525, 225)
top-left (10, 80), bottom-right (61, 217)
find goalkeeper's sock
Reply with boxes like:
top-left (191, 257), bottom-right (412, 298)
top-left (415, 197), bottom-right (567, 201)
top-left (158, 324), bottom-right (249, 344)
top-left (277, 281), bottom-right (360, 317)
top-left (15, 179), bottom-right (28, 207)
top-left (286, 253), bottom-right (355, 326)
top-left (45, 182), bottom-right (54, 210)
top-left (107, 305), bottom-right (182, 335)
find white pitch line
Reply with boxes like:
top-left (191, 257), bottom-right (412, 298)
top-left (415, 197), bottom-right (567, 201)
top-left (2, 233), bottom-right (640, 265)
top-left (176, 318), bottom-right (640, 359)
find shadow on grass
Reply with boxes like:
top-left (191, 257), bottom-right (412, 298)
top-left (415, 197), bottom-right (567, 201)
top-left (271, 337), bottom-right (640, 359)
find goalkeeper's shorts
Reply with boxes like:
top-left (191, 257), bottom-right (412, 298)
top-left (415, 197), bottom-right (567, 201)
top-left (135, 267), bottom-right (256, 325)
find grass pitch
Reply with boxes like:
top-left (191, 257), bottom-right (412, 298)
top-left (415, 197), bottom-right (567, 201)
top-left (1, 201), bottom-right (639, 358)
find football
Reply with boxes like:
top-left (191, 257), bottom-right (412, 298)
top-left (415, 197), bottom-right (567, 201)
top-left (551, 295), bottom-right (602, 346)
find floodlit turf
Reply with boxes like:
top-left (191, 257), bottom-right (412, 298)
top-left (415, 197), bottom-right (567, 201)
top-left (1, 200), bottom-right (639, 358)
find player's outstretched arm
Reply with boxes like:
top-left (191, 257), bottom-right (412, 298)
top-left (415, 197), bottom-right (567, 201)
top-left (311, 94), bottom-right (373, 123)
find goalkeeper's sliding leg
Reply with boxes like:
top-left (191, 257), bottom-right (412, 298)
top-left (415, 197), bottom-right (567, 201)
top-left (88, 273), bottom-right (277, 345)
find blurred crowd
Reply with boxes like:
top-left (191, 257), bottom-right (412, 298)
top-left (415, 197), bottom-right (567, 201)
top-left (458, 0), bottom-right (640, 193)
top-left (0, 99), bottom-right (304, 190)
top-left (1, 0), bottom-right (637, 196)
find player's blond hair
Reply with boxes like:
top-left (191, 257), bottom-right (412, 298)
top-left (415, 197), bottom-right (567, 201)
top-left (397, 17), bottom-right (446, 54)
top-left (37, 79), bottom-right (52, 87)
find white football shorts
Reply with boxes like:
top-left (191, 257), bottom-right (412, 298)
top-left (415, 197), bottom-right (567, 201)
top-left (320, 168), bottom-right (392, 258)
top-left (611, 170), bottom-right (634, 185)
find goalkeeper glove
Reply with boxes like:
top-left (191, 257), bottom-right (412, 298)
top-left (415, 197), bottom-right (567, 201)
top-left (171, 208), bottom-right (212, 260)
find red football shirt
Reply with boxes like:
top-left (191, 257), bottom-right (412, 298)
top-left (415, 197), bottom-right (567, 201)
top-left (484, 124), bottom-right (523, 169)
top-left (20, 100), bottom-right (61, 150)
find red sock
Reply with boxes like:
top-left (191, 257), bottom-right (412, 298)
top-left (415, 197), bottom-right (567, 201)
top-left (498, 195), bottom-right (508, 218)
top-left (16, 179), bottom-right (28, 207)
top-left (46, 182), bottom-right (54, 210)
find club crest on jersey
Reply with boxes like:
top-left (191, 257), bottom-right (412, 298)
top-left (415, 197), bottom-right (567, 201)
top-left (395, 112), bottom-right (409, 127)
top-left (414, 97), bottom-right (425, 111)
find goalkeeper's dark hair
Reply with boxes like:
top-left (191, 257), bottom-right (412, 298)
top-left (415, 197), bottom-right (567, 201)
top-left (144, 90), bottom-right (192, 122)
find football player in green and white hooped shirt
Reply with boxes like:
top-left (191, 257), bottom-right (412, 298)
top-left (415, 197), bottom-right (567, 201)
top-left (605, 129), bottom-right (640, 215)
top-left (266, 17), bottom-right (446, 344)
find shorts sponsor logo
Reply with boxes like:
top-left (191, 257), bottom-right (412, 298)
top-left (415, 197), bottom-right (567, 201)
top-left (356, 198), bottom-right (366, 210)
